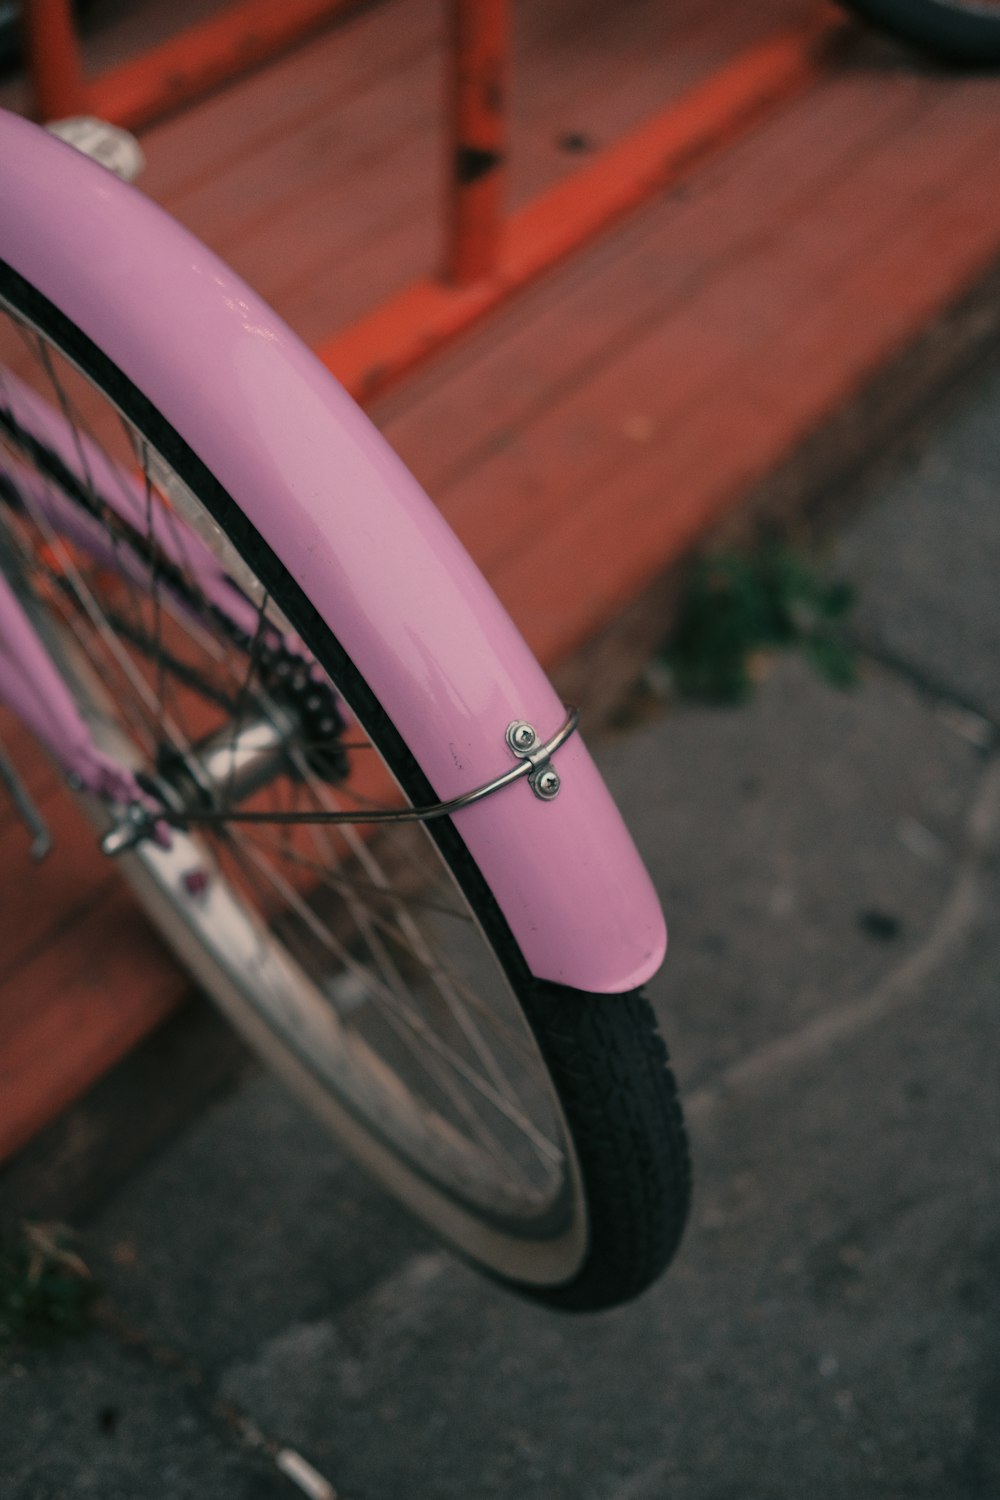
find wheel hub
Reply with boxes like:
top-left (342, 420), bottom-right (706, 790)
top-left (100, 709), bottom-right (299, 856)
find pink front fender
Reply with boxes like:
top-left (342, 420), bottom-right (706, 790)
top-left (0, 110), bottom-right (666, 992)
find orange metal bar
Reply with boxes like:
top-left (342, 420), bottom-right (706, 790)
top-left (321, 11), bottom-right (850, 403)
top-left (25, 0), bottom-right (366, 130)
top-left (89, 0), bottom-right (366, 131)
top-left (92, 0), bottom-right (368, 131)
top-left (446, 0), bottom-right (510, 286)
top-left (23, 0), bottom-right (87, 121)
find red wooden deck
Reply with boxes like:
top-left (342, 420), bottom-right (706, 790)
top-left (3, 0), bottom-right (1000, 1161)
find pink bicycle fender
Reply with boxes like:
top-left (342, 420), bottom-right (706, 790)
top-left (0, 110), bottom-right (666, 992)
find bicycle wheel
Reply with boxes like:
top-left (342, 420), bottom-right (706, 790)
top-left (840, 0), bottom-right (1000, 64)
top-left (0, 261), bottom-right (689, 1311)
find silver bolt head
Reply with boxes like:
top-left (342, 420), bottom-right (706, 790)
top-left (507, 721), bottom-right (538, 753)
top-left (533, 767), bottom-right (561, 800)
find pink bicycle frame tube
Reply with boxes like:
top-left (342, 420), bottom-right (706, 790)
top-left (0, 109), bottom-right (666, 993)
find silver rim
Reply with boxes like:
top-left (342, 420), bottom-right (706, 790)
top-left (0, 298), bottom-right (589, 1284)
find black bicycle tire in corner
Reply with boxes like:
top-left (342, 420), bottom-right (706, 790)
top-left (0, 259), bottom-right (691, 1310)
top-left (840, 0), bottom-right (1000, 64)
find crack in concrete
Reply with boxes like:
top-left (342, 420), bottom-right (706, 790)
top-left (852, 636), bottom-right (1000, 743)
top-left (92, 1302), bottom-right (344, 1499)
top-left (686, 751), bottom-right (1000, 1119)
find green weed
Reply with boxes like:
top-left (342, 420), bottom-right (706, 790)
top-left (0, 1222), bottom-right (98, 1355)
top-left (663, 544), bottom-right (857, 704)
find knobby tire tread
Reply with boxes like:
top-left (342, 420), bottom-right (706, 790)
top-left (516, 985), bottom-right (691, 1310)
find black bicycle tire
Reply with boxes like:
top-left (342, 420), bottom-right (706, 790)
top-left (840, 0), bottom-right (1000, 64)
top-left (0, 258), bottom-right (691, 1310)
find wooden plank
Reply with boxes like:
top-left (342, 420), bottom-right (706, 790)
top-left (0, 786), bottom-right (115, 988)
top-left (491, 105), bottom-right (1000, 660)
top-left (0, 1000), bottom-right (251, 1224)
top-left (0, 885), bottom-right (190, 1162)
top-left (375, 66), bottom-right (934, 491)
top-left (88, 0), bottom-right (371, 132)
top-left (505, 0), bottom-right (812, 206)
top-left (313, 14), bottom-right (847, 396)
top-left (139, 0), bottom-right (442, 204)
top-left (191, 0), bottom-right (824, 347)
top-left (427, 78), bottom-right (1000, 580)
top-left (168, 48), bottom-right (441, 275)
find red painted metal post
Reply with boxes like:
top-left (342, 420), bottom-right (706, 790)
top-left (321, 13), bottom-right (847, 402)
top-left (22, 0), bottom-right (88, 121)
top-left (446, 0), bottom-right (510, 286)
top-left (89, 0), bottom-right (367, 133)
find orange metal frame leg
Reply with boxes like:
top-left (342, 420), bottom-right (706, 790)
top-left (447, 0), bottom-right (510, 286)
top-left (320, 8), bottom-right (852, 405)
top-left (23, 0), bottom-right (850, 410)
top-left (23, 0), bottom-right (87, 121)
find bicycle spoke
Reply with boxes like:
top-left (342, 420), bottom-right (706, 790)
top-left (0, 310), bottom-right (570, 1220)
top-left (241, 835), bottom-right (470, 922)
top-left (232, 834), bottom-right (558, 1184)
top-left (31, 338), bottom-right (164, 693)
top-left (283, 744), bottom-right (537, 1104)
top-left (242, 830), bottom-right (538, 1065)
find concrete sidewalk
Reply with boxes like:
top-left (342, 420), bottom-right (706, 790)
top-left (3, 361), bottom-right (1000, 1499)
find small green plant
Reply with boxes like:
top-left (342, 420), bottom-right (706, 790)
top-left (0, 1222), bottom-right (98, 1355)
top-left (662, 543), bottom-right (857, 704)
